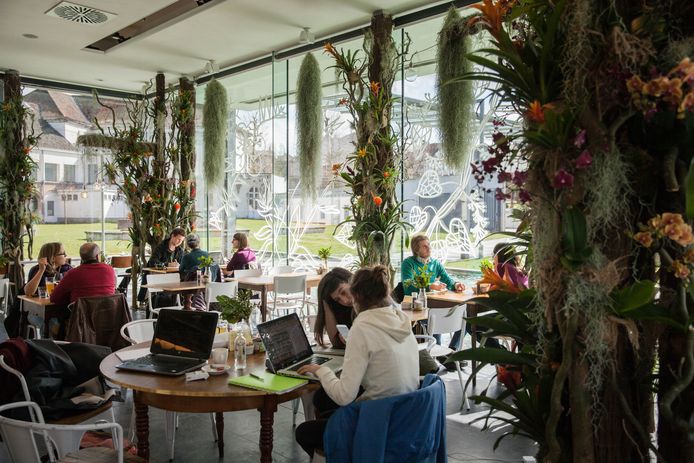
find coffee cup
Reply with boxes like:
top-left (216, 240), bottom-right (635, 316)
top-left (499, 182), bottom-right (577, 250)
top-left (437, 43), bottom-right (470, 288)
top-left (211, 347), bottom-right (228, 368)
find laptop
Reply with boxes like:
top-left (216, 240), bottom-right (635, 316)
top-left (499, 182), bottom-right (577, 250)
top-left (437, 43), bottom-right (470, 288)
top-left (258, 313), bottom-right (343, 380)
top-left (116, 309), bottom-right (218, 376)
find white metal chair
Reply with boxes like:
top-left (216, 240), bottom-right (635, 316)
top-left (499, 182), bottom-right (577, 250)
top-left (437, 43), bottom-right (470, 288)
top-left (0, 354), bottom-right (116, 457)
top-left (0, 401), bottom-right (126, 463)
top-left (206, 281), bottom-right (238, 311)
top-left (145, 273), bottom-right (182, 315)
top-left (233, 268), bottom-right (262, 279)
top-left (269, 274), bottom-right (306, 319)
top-left (271, 265), bottom-right (294, 275)
top-left (0, 277), bottom-right (11, 318)
top-left (424, 304), bottom-right (470, 410)
top-left (118, 319), bottom-right (217, 461)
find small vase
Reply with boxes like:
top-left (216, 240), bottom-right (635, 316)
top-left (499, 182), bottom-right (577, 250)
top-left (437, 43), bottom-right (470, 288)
top-left (418, 288), bottom-right (427, 310)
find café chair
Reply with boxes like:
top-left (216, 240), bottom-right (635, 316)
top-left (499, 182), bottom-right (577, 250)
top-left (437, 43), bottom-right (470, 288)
top-left (145, 273), bottom-right (182, 316)
top-left (0, 401), bottom-right (132, 463)
top-left (65, 293), bottom-right (132, 352)
top-left (424, 304), bottom-right (469, 410)
top-left (206, 281), bottom-right (238, 311)
top-left (322, 374), bottom-right (446, 463)
top-left (118, 320), bottom-right (218, 461)
top-left (268, 274), bottom-right (307, 319)
top-left (271, 265), bottom-right (294, 275)
top-left (233, 268), bottom-right (262, 279)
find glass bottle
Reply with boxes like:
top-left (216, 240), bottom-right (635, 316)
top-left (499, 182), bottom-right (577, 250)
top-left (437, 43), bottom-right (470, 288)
top-left (234, 326), bottom-right (247, 370)
top-left (418, 288), bottom-right (427, 309)
top-left (249, 306), bottom-right (261, 337)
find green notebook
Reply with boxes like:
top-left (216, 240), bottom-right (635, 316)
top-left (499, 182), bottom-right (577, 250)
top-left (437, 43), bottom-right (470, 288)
top-left (228, 371), bottom-right (308, 394)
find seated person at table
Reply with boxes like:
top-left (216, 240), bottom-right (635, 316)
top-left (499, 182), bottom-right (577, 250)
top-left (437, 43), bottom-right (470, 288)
top-left (295, 265), bottom-right (419, 458)
top-left (222, 232), bottom-right (256, 276)
top-left (493, 242), bottom-right (529, 289)
top-left (401, 234), bottom-right (465, 350)
top-left (24, 242), bottom-right (72, 297)
top-left (179, 233), bottom-right (210, 276)
top-left (314, 268), bottom-right (355, 349)
top-left (50, 243), bottom-right (116, 306)
top-left (147, 227), bottom-right (186, 269)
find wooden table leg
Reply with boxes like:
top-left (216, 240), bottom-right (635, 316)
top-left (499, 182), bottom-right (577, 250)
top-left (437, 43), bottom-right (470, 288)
top-left (259, 396), bottom-right (277, 463)
top-left (261, 288), bottom-right (268, 321)
top-left (134, 392), bottom-right (149, 461)
top-left (215, 412), bottom-right (224, 457)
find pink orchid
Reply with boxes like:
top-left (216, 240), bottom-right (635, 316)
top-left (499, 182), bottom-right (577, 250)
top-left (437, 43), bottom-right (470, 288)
top-left (575, 150), bottom-right (592, 169)
top-left (552, 169), bottom-right (574, 189)
top-left (574, 129), bottom-right (587, 148)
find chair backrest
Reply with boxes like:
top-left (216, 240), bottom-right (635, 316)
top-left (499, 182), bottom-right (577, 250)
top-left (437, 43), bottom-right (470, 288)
top-left (272, 265), bottom-right (294, 275)
top-left (274, 274), bottom-right (306, 294)
top-left (147, 273), bottom-right (181, 286)
top-left (235, 268), bottom-right (262, 279)
top-left (427, 304), bottom-right (466, 336)
top-left (206, 281), bottom-right (238, 310)
top-left (0, 278), bottom-right (7, 298)
top-left (119, 319), bottom-right (156, 345)
top-left (324, 374), bottom-right (445, 463)
top-left (0, 401), bottom-right (124, 463)
top-left (0, 354), bottom-right (31, 402)
top-left (109, 256), bottom-right (132, 269)
top-left (65, 293), bottom-right (132, 351)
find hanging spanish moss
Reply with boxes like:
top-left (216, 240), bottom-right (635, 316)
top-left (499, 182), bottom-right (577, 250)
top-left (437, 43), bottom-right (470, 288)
top-left (202, 78), bottom-right (228, 188)
top-left (296, 53), bottom-right (323, 199)
top-left (436, 7), bottom-right (475, 171)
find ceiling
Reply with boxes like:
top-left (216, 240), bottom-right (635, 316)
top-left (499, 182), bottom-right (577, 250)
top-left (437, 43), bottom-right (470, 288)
top-left (1, 0), bottom-right (453, 94)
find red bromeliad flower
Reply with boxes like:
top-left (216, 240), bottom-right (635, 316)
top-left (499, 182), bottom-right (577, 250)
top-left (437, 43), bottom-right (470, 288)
top-left (371, 193), bottom-right (383, 207)
top-left (338, 98), bottom-right (348, 106)
top-left (174, 203), bottom-right (181, 211)
top-left (370, 81), bottom-right (380, 95)
top-left (526, 100), bottom-right (545, 124)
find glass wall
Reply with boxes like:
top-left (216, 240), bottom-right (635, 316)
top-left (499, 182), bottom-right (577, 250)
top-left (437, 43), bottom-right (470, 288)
top-left (21, 7), bottom-right (512, 279)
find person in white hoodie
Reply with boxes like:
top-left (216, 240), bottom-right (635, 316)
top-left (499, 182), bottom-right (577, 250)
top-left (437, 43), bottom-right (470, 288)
top-left (295, 265), bottom-right (419, 457)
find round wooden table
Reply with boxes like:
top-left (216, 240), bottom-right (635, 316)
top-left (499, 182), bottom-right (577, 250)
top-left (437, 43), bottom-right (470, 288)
top-left (100, 345), bottom-right (319, 462)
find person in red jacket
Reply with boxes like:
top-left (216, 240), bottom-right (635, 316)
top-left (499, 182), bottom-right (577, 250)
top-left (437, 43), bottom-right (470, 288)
top-left (50, 243), bottom-right (116, 307)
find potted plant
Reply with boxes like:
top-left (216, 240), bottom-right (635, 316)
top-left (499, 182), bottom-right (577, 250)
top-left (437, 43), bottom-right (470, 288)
top-left (404, 265), bottom-right (434, 310)
top-left (216, 290), bottom-right (253, 325)
top-left (198, 255), bottom-right (215, 284)
top-left (317, 247), bottom-right (332, 274)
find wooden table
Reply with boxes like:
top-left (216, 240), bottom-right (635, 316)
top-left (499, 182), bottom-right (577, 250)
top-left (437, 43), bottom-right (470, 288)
top-left (100, 345), bottom-right (319, 462)
top-left (142, 281), bottom-right (206, 310)
top-left (142, 267), bottom-right (181, 274)
top-left (232, 273), bottom-right (323, 321)
top-left (18, 294), bottom-right (57, 338)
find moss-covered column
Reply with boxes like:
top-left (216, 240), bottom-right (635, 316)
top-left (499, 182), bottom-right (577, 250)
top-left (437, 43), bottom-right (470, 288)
top-left (178, 77), bottom-right (196, 231)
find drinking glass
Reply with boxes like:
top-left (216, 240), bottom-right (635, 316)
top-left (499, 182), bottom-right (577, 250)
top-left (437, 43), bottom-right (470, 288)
top-left (38, 287), bottom-right (48, 299)
top-left (45, 277), bottom-right (55, 296)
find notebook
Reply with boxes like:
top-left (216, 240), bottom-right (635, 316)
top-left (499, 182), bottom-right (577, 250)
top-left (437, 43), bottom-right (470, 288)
top-left (228, 371), bottom-right (307, 394)
top-left (257, 313), bottom-right (343, 380)
top-left (116, 309), bottom-right (218, 376)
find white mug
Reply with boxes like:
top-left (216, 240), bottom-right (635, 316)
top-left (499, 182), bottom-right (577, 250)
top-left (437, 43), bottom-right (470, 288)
top-left (211, 347), bottom-right (228, 368)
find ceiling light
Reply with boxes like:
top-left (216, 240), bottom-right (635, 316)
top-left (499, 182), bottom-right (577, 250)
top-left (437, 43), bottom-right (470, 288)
top-left (23, 33), bottom-right (39, 39)
top-left (299, 27), bottom-right (315, 45)
top-left (405, 64), bottom-right (418, 82)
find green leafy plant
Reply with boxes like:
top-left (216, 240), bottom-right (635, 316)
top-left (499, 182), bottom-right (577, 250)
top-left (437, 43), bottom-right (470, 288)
top-left (296, 53), bottom-right (322, 199)
top-left (480, 258), bottom-right (493, 271)
top-left (202, 78), bottom-right (228, 189)
top-left (404, 265), bottom-right (434, 290)
top-left (317, 246), bottom-right (331, 261)
top-left (198, 255), bottom-right (214, 269)
top-left (217, 290), bottom-right (253, 324)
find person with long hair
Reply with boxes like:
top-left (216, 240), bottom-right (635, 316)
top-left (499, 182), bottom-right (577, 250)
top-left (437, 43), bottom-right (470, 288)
top-left (295, 265), bottom-right (419, 457)
top-left (23, 242), bottom-right (72, 297)
top-left (222, 232), bottom-right (256, 276)
top-left (313, 267), bottom-right (354, 349)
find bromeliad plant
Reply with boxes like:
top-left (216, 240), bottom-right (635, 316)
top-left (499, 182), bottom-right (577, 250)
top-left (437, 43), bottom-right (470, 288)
top-left (404, 265), bottom-right (434, 291)
top-left (325, 13), bottom-right (412, 273)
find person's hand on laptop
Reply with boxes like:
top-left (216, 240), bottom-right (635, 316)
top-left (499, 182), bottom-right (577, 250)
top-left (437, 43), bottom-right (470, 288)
top-left (297, 364), bottom-right (321, 377)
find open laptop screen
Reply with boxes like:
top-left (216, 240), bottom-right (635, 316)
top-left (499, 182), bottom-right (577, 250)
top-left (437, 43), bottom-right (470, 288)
top-left (258, 313), bottom-right (313, 370)
top-left (151, 309), bottom-right (218, 360)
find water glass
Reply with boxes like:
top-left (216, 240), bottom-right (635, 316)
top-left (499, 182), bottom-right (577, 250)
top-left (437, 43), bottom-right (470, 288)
top-left (211, 348), bottom-right (228, 368)
top-left (37, 287), bottom-right (48, 299)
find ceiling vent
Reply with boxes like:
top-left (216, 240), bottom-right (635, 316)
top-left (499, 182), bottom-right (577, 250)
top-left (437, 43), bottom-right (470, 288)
top-left (46, 2), bottom-right (116, 25)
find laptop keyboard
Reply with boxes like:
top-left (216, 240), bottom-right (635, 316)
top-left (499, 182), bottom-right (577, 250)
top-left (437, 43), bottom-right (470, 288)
top-left (129, 354), bottom-right (202, 369)
top-left (288, 356), bottom-right (331, 371)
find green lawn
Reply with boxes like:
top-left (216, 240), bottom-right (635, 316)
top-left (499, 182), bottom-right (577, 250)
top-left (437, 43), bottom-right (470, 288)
top-left (26, 220), bottom-right (496, 266)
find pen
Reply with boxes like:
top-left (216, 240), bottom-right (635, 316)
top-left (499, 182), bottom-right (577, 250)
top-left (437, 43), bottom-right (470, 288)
top-left (250, 373), bottom-right (264, 382)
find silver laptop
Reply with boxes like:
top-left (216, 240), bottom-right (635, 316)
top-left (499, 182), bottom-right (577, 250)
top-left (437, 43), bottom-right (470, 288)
top-left (258, 313), bottom-right (343, 380)
top-left (116, 309), bottom-right (218, 376)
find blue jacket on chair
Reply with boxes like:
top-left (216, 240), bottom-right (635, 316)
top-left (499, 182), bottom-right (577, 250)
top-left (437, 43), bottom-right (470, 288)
top-left (323, 374), bottom-right (447, 463)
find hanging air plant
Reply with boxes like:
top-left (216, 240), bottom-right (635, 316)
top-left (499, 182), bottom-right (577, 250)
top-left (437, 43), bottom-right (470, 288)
top-left (296, 52), bottom-right (322, 199)
top-left (436, 7), bottom-right (475, 171)
top-left (203, 78), bottom-right (228, 188)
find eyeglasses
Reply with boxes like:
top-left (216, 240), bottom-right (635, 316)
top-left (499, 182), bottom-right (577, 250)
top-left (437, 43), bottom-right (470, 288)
top-left (56, 252), bottom-right (67, 256)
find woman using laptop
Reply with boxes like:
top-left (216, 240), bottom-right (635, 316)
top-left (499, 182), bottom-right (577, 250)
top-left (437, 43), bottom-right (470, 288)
top-left (295, 265), bottom-right (419, 457)
top-left (313, 267), bottom-right (355, 349)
